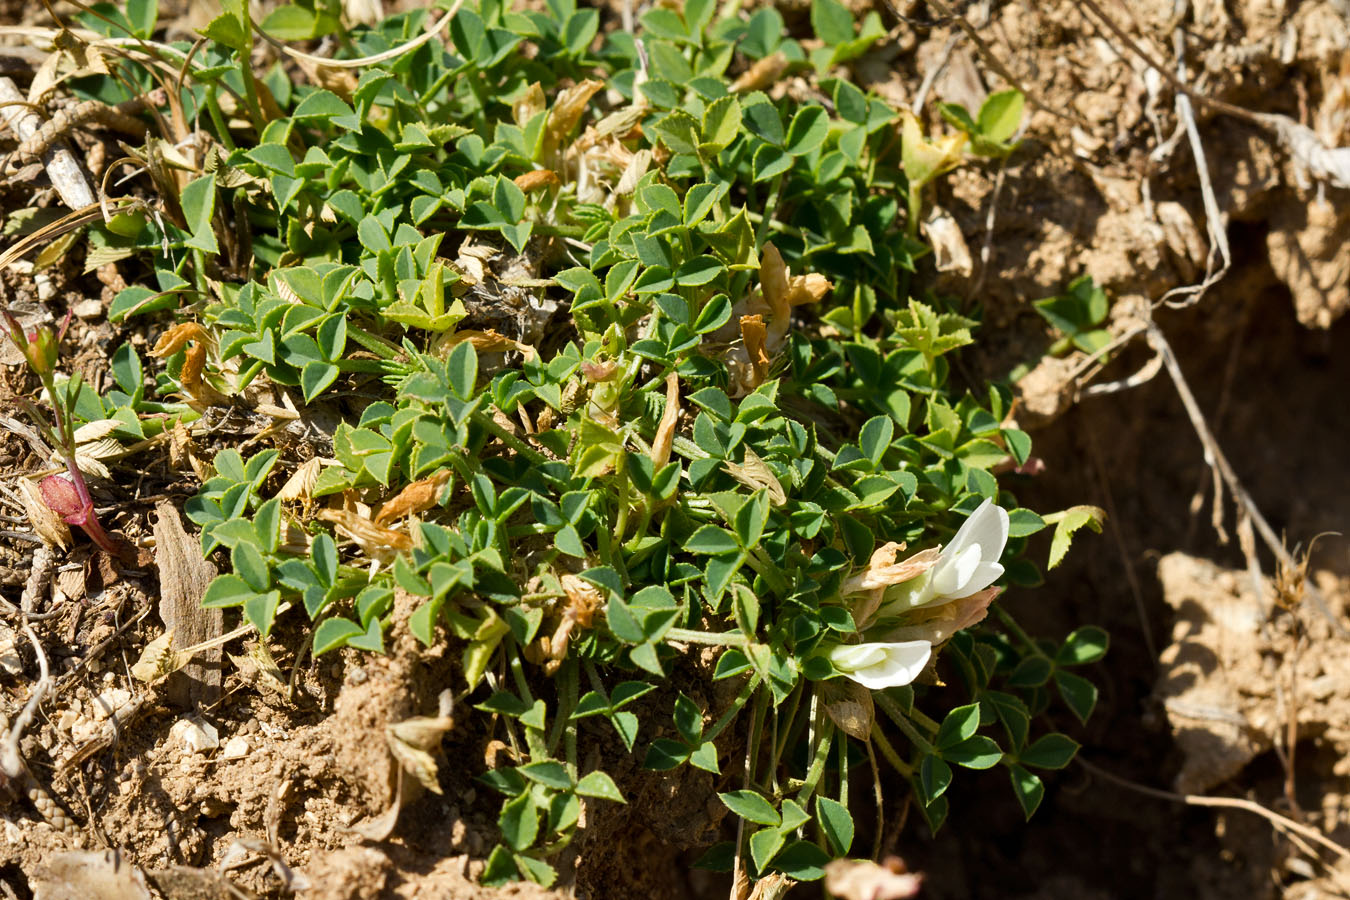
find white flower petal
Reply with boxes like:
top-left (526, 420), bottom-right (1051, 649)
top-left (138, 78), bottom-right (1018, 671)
top-left (932, 543), bottom-right (982, 597)
top-left (949, 499), bottom-right (1009, 566)
top-left (829, 643), bottom-right (887, 669)
top-left (960, 560), bottom-right (1004, 597)
top-left (836, 641), bottom-right (932, 689)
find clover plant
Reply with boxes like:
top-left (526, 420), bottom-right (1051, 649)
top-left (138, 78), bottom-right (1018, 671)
top-left (56, 0), bottom-right (1111, 888)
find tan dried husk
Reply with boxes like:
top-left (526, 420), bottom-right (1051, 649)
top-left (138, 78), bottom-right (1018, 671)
top-left (375, 469), bottom-right (451, 526)
top-left (818, 677), bottom-right (876, 740)
top-left (430, 328), bottom-right (535, 361)
top-left (317, 507), bottom-right (413, 557)
top-left (650, 372), bottom-right (680, 467)
top-left (882, 586), bottom-right (1001, 647)
top-left (130, 629), bottom-right (187, 683)
top-left (721, 449), bottom-right (787, 506)
top-left (514, 169), bottom-right (561, 192)
top-left (16, 476), bottom-right (71, 548)
top-left (275, 457), bottom-right (323, 503)
top-left (386, 715), bottom-right (455, 794)
top-left (708, 242), bottom-right (833, 396)
top-left (844, 544), bottom-right (941, 630)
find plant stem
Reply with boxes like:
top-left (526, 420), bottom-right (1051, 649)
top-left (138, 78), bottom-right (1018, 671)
top-left (875, 692), bottom-right (936, 755)
top-left (703, 671), bottom-right (763, 745)
top-left (664, 627), bottom-right (749, 647)
top-left (991, 603), bottom-right (1052, 659)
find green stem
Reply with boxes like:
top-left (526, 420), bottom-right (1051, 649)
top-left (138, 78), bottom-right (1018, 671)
top-left (347, 324), bottom-right (404, 360)
top-left (236, 45), bottom-right (267, 136)
top-left (751, 174), bottom-right (786, 249)
top-left (203, 85), bottom-right (236, 151)
top-left (795, 705), bottom-right (834, 807)
top-left (991, 603), bottom-right (1051, 659)
top-left (473, 413), bottom-right (547, 465)
top-left (874, 692), bottom-right (936, 756)
top-left (703, 671), bottom-right (763, 745)
top-left (870, 722), bottom-right (913, 776)
top-left (665, 627), bottom-right (750, 647)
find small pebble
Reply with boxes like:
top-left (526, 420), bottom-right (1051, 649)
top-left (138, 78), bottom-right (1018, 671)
top-left (221, 736), bottom-right (250, 760)
top-left (169, 717), bottom-right (219, 755)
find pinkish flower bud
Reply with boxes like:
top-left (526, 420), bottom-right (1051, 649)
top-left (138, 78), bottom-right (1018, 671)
top-left (40, 473), bottom-right (88, 525)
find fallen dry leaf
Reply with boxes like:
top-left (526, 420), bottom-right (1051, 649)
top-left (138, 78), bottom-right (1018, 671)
top-left (31, 849), bottom-right (154, 900)
top-left (154, 500), bottom-right (222, 707)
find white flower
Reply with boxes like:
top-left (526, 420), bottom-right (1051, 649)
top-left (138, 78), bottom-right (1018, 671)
top-left (828, 641), bottom-right (932, 690)
top-left (884, 499), bottom-right (1009, 612)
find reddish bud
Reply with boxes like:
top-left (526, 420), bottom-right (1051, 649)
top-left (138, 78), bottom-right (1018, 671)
top-left (40, 473), bottom-right (88, 525)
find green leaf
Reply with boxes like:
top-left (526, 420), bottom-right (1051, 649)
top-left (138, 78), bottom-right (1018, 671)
top-left (1056, 626), bottom-right (1109, 665)
top-left (447, 341), bottom-right (478, 400)
top-left (1007, 508), bottom-right (1046, 538)
top-left (701, 96), bottom-right (742, 153)
top-left (520, 761), bottom-right (572, 789)
top-left (1054, 669), bottom-right (1099, 724)
top-left (1008, 764), bottom-right (1044, 819)
top-left (749, 827), bottom-right (785, 873)
top-left (126, 0), bottom-right (157, 38)
top-left (785, 106), bottom-right (829, 156)
top-left (1020, 733), bottom-right (1079, 770)
top-left (300, 361), bottom-right (339, 403)
top-left (810, 0), bottom-right (854, 46)
top-left (918, 753), bottom-right (952, 802)
top-left (110, 343), bottom-right (143, 396)
top-left (934, 703), bottom-right (980, 751)
top-left (260, 4), bottom-right (317, 40)
top-left (1048, 505), bottom-right (1105, 569)
top-left (293, 88), bottom-right (355, 121)
top-left (978, 89), bottom-right (1025, 145)
top-left (770, 841), bottom-right (830, 881)
top-left (650, 110), bottom-right (701, 155)
top-left (718, 790), bottom-right (780, 826)
top-left (498, 791), bottom-right (540, 851)
top-left (231, 542), bottom-right (270, 592)
top-left (944, 735), bottom-right (1004, 770)
top-left (575, 771), bottom-right (625, 802)
top-left (201, 574), bottom-right (254, 608)
top-left (857, 415), bottom-right (893, 465)
top-left (179, 173), bottom-right (218, 254)
top-left (313, 617), bottom-right (364, 654)
top-left (815, 796), bottom-right (853, 854)
top-left (243, 590), bottom-right (281, 637)
top-left (685, 525), bottom-right (740, 555)
top-left (202, 11), bottom-right (248, 51)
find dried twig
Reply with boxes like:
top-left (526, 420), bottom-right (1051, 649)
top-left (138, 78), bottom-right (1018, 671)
top-left (1, 623), bottom-right (79, 834)
top-left (907, 0), bottom-right (1091, 129)
top-left (0, 77), bottom-right (92, 210)
top-left (1078, 755), bottom-right (1350, 865)
top-left (20, 543), bottom-right (53, 616)
top-left (6, 93), bottom-right (158, 172)
top-left (251, 0), bottom-right (466, 69)
top-left (1145, 321), bottom-right (1347, 637)
top-left (1156, 29), bottom-right (1229, 309)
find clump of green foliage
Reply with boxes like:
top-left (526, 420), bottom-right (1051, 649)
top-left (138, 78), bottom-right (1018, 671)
top-left (40, 0), bottom-right (1108, 888)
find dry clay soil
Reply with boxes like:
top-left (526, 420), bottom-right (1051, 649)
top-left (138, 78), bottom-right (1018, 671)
top-left (2, 1), bottom-right (1350, 898)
